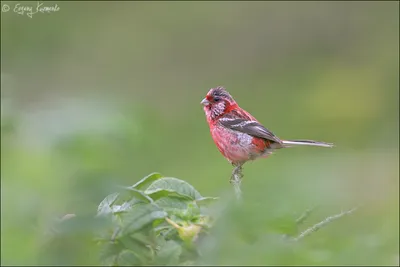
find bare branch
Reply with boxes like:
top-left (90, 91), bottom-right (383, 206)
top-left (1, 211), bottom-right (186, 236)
top-left (295, 205), bottom-right (318, 226)
top-left (231, 176), bottom-right (242, 200)
top-left (293, 207), bottom-right (358, 242)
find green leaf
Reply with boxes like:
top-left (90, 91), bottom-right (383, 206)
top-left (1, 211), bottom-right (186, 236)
top-left (124, 187), bottom-right (154, 203)
top-left (145, 177), bottom-right (202, 200)
top-left (155, 196), bottom-right (190, 211)
top-left (97, 193), bottom-right (120, 216)
top-left (117, 250), bottom-right (141, 266)
top-left (147, 189), bottom-right (194, 202)
top-left (185, 202), bottom-right (201, 219)
top-left (118, 236), bottom-right (152, 264)
top-left (154, 197), bottom-right (201, 220)
top-left (108, 188), bottom-right (154, 215)
top-left (195, 197), bottom-right (219, 207)
top-left (98, 241), bottom-right (125, 266)
top-left (154, 224), bottom-right (172, 236)
top-left (130, 172), bottom-right (163, 191)
top-left (110, 202), bottom-right (132, 214)
top-left (120, 204), bottom-right (167, 236)
top-left (154, 240), bottom-right (182, 265)
top-left (97, 190), bottom-right (150, 216)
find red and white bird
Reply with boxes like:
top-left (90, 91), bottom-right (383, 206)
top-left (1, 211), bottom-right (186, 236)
top-left (201, 86), bottom-right (333, 181)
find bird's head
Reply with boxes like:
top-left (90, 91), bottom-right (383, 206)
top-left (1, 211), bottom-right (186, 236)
top-left (201, 86), bottom-right (238, 120)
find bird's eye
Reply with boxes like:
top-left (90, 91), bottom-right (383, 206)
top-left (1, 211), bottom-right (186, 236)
top-left (214, 97), bottom-right (221, 102)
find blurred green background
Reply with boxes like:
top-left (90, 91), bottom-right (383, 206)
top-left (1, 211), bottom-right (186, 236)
top-left (1, 1), bottom-right (399, 265)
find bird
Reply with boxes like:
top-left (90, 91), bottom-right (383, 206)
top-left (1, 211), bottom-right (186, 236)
top-left (200, 86), bottom-right (333, 185)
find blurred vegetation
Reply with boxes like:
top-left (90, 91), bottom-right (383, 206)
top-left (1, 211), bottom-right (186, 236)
top-left (42, 173), bottom-right (218, 266)
top-left (1, 1), bottom-right (399, 265)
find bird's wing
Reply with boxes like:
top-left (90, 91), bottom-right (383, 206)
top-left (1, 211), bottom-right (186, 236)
top-left (219, 117), bottom-right (282, 144)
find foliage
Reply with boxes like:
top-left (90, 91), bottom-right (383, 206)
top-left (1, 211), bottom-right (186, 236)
top-left (42, 173), bottom-right (367, 266)
top-left (47, 173), bottom-right (217, 266)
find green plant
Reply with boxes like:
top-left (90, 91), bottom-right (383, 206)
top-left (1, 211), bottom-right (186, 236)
top-left (46, 173), bottom-right (359, 266)
top-left (95, 172), bottom-right (218, 266)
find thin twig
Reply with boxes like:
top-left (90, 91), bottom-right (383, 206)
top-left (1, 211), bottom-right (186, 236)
top-left (295, 205), bottom-right (318, 226)
top-left (293, 207), bottom-right (358, 242)
top-left (232, 177), bottom-right (242, 200)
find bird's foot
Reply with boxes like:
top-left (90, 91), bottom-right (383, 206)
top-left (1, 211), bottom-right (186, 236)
top-left (230, 165), bottom-right (243, 181)
top-left (230, 165), bottom-right (244, 200)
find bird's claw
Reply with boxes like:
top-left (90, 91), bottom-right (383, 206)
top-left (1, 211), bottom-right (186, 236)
top-left (230, 165), bottom-right (244, 183)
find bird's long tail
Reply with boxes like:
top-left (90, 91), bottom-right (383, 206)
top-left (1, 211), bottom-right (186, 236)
top-left (282, 139), bottom-right (333, 148)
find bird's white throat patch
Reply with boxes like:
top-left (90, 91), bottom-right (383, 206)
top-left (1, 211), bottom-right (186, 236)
top-left (211, 102), bottom-right (226, 119)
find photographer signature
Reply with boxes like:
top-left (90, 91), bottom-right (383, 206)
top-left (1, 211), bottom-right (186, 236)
top-left (10, 1), bottom-right (60, 18)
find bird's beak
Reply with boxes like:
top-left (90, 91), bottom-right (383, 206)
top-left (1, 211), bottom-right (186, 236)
top-left (200, 98), bottom-right (210, 106)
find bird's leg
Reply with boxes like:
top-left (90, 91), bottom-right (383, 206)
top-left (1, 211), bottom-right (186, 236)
top-left (230, 163), bottom-right (243, 199)
top-left (230, 164), bottom-right (243, 182)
